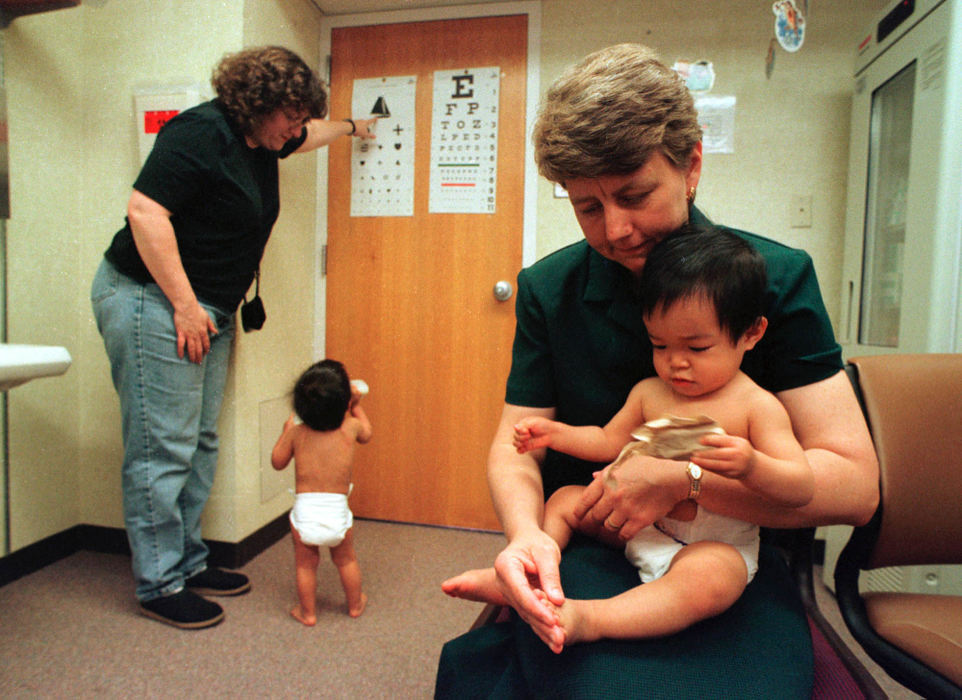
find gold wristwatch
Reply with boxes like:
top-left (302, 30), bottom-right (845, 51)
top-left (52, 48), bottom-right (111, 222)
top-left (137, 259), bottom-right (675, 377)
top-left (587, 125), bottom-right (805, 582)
top-left (686, 462), bottom-right (702, 500)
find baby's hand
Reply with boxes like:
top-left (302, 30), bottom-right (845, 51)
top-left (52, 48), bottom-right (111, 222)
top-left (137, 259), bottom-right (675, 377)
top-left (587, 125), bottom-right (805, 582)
top-left (513, 417), bottom-right (556, 454)
top-left (691, 433), bottom-right (754, 479)
top-left (349, 379), bottom-right (369, 407)
top-left (281, 413), bottom-right (301, 434)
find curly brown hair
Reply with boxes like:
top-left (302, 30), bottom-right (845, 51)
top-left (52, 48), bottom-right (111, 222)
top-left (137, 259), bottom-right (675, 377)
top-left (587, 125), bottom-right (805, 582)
top-left (533, 43), bottom-right (702, 184)
top-left (211, 46), bottom-right (328, 135)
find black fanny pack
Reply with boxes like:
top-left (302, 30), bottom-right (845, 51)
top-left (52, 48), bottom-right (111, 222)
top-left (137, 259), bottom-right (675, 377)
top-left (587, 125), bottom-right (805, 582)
top-left (240, 268), bottom-right (266, 332)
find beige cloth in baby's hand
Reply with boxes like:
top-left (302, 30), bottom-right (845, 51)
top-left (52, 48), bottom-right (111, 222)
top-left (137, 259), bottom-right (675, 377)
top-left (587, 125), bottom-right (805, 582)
top-left (609, 415), bottom-right (726, 470)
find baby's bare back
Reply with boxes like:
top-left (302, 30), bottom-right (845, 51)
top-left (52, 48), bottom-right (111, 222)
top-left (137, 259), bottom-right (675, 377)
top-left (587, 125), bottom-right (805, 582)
top-left (291, 422), bottom-right (359, 494)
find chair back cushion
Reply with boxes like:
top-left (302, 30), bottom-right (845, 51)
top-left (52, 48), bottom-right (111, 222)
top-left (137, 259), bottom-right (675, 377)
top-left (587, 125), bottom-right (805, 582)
top-left (849, 354), bottom-right (962, 569)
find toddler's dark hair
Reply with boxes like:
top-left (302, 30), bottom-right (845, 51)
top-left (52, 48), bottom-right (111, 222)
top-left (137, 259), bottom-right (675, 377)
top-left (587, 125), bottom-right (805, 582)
top-left (639, 224), bottom-right (767, 343)
top-left (292, 359), bottom-right (351, 432)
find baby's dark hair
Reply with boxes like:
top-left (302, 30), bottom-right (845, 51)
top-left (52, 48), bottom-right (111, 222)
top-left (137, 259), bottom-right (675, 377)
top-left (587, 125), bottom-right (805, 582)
top-left (292, 359), bottom-right (351, 432)
top-left (639, 224), bottom-right (767, 343)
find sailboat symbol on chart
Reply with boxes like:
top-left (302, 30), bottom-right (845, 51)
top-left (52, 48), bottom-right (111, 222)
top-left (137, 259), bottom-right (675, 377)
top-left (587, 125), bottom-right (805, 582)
top-left (370, 97), bottom-right (391, 118)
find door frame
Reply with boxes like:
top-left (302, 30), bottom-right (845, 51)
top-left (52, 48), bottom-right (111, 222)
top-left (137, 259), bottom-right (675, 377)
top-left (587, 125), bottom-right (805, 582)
top-left (313, 1), bottom-right (541, 356)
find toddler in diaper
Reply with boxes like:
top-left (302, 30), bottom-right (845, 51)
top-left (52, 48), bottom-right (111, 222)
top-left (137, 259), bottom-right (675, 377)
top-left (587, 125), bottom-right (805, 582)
top-left (272, 359), bottom-right (372, 626)
top-left (289, 489), bottom-right (354, 548)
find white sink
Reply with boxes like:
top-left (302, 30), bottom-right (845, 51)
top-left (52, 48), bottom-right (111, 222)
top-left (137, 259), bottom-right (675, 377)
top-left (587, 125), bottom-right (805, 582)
top-left (0, 344), bottom-right (72, 391)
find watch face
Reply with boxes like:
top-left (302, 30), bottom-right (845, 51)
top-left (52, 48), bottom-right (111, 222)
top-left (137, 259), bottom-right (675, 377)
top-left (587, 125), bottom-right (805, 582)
top-left (688, 463), bottom-right (702, 479)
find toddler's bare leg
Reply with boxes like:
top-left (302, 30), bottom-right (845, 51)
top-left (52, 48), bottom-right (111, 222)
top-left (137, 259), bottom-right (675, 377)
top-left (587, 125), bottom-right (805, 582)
top-left (290, 524), bottom-right (320, 626)
top-left (550, 541), bottom-right (748, 648)
top-left (441, 485), bottom-right (588, 604)
top-left (330, 528), bottom-right (367, 617)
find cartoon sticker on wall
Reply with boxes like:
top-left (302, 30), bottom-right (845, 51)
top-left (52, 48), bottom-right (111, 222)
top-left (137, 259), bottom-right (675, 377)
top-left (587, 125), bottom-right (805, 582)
top-left (673, 60), bottom-right (716, 93)
top-left (773, 0), bottom-right (806, 53)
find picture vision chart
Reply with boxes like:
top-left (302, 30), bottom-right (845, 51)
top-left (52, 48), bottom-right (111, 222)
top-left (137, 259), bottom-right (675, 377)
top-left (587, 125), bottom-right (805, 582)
top-left (350, 75), bottom-right (417, 217)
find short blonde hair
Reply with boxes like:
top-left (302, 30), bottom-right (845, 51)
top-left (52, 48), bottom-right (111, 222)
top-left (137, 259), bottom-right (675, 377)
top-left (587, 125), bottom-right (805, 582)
top-left (533, 43), bottom-right (702, 184)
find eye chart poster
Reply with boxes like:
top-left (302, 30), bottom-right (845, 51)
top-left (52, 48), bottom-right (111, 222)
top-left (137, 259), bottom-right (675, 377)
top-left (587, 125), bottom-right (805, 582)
top-left (429, 67), bottom-right (500, 214)
top-left (350, 75), bottom-right (417, 217)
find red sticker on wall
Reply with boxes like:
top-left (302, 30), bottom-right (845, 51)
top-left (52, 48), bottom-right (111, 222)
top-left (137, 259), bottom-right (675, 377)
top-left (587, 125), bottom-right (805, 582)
top-left (144, 110), bottom-right (179, 134)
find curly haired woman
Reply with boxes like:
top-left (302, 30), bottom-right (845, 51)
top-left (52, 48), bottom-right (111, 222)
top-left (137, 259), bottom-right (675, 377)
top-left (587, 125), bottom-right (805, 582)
top-left (92, 46), bottom-right (375, 629)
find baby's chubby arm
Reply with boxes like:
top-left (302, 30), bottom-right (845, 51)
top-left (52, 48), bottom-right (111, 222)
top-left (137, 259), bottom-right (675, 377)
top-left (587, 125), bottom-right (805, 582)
top-left (694, 394), bottom-right (814, 508)
top-left (270, 413), bottom-right (299, 470)
top-left (513, 383), bottom-right (646, 461)
top-left (349, 385), bottom-right (373, 445)
top-left (512, 416), bottom-right (566, 454)
top-left (514, 416), bottom-right (617, 460)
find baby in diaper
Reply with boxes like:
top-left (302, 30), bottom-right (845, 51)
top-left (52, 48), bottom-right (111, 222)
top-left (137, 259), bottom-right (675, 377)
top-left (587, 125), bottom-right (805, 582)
top-left (442, 226), bottom-right (814, 654)
top-left (272, 359), bottom-right (372, 626)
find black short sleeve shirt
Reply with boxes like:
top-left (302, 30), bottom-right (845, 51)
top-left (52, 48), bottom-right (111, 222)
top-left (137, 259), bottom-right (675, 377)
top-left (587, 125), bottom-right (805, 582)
top-left (104, 100), bottom-right (305, 312)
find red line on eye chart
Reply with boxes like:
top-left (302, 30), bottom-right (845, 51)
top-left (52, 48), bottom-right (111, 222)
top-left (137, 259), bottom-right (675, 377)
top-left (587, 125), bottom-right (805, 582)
top-left (440, 163), bottom-right (478, 187)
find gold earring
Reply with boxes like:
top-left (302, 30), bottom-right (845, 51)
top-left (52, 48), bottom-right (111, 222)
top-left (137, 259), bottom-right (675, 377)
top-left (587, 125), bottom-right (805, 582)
top-left (687, 186), bottom-right (697, 203)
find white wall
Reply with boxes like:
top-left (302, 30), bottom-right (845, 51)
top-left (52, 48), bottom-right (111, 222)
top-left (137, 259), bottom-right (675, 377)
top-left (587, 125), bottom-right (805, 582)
top-left (223, 0), bottom-right (323, 541)
top-left (536, 0), bottom-right (889, 326)
top-left (4, 7), bottom-right (87, 548)
top-left (3, 0), bottom-right (319, 553)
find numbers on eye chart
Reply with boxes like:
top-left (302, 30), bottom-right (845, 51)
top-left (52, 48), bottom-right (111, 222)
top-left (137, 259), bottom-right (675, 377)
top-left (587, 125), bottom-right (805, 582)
top-left (429, 67), bottom-right (500, 214)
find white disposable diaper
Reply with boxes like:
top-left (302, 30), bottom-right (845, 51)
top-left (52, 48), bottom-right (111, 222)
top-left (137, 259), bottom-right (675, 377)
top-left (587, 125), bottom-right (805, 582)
top-left (624, 507), bottom-right (760, 584)
top-left (290, 490), bottom-right (353, 547)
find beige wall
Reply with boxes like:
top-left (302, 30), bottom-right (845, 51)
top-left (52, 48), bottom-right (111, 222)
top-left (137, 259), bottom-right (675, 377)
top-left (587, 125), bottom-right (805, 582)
top-left (225, 0), bottom-right (322, 541)
top-left (3, 0), bottom-right (319, 554)
top-left (2, 0), bottom-right (887, 555)
top-left (536, 0), bottom-right (889, 326)
top-left (4, 8), bottom-right (87, 550)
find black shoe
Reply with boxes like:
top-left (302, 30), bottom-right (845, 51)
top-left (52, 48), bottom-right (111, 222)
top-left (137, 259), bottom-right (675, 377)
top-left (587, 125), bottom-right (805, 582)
top-left (185, 567), bottom-right (251, 596)
top-left (139, 589), bottom-right (224, 630)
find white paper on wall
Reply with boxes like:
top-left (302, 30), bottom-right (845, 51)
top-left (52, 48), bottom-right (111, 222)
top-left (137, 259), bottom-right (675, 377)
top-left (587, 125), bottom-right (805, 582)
top-left (695, 95), bottom-right (736, 154)
top-left (350, 75), bottom-right (417, 217)
top-left (429, 67), bottom-right (500, 214)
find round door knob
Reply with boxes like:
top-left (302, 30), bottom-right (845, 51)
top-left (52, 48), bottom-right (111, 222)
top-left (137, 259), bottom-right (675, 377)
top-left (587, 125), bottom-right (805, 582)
top-left (493, 280), bottom-right (514, 302)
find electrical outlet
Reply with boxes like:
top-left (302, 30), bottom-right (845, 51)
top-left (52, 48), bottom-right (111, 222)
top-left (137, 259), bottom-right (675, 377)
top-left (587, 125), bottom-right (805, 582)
top-left (790, 194), bottom-right (813, 228)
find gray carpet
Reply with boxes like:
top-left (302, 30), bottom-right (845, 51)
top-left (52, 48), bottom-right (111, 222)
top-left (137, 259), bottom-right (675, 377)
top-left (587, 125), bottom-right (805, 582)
top-left (0, 520), bottom-right (920, 698)
top-left (0, 520), bottom-right (503, 699)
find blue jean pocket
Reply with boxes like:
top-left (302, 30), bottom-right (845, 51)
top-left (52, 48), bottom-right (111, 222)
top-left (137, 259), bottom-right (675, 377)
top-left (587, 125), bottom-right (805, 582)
top-left (91, 258), bottom-right (120, 303)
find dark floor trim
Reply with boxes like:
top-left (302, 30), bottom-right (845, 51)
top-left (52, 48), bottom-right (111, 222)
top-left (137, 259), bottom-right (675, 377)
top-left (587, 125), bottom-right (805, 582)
top-left (0, 513), bottom-right (291, 589)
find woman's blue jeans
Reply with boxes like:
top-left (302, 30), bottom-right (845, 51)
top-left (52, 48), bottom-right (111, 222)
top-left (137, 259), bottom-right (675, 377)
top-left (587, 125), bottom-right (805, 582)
top-left (91, 259), bottom-right (235, 602)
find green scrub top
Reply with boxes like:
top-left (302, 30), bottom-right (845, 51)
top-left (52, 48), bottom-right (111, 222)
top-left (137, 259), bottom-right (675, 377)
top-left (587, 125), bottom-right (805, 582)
top-left (505, 206), bottom-right (842, 495)
top-left (435, 208), bottom-right (825, 700)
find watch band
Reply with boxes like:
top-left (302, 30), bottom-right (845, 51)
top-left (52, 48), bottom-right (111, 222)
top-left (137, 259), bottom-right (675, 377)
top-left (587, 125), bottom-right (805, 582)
top-left (686, 461), bottom-right (702, 500)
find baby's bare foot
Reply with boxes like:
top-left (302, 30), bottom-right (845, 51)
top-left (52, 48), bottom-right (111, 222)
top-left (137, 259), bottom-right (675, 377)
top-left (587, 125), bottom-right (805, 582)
top-left (441, 568), bottom-right (509, 606)
top-left (349, 592), bottom-right (368, 618)
top-left (530, 589), bottom-right (566, 654)
top-left (532, 591), bottom-right (600, 651)
top-left (550, 598), bottom-right (599, 648)
top-left (290, 605), bottom-right (316, 626)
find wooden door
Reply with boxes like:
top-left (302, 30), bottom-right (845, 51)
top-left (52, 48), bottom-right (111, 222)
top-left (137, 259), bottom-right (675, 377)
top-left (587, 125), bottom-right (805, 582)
top-left (326, 16), bottom-right (527, 530)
